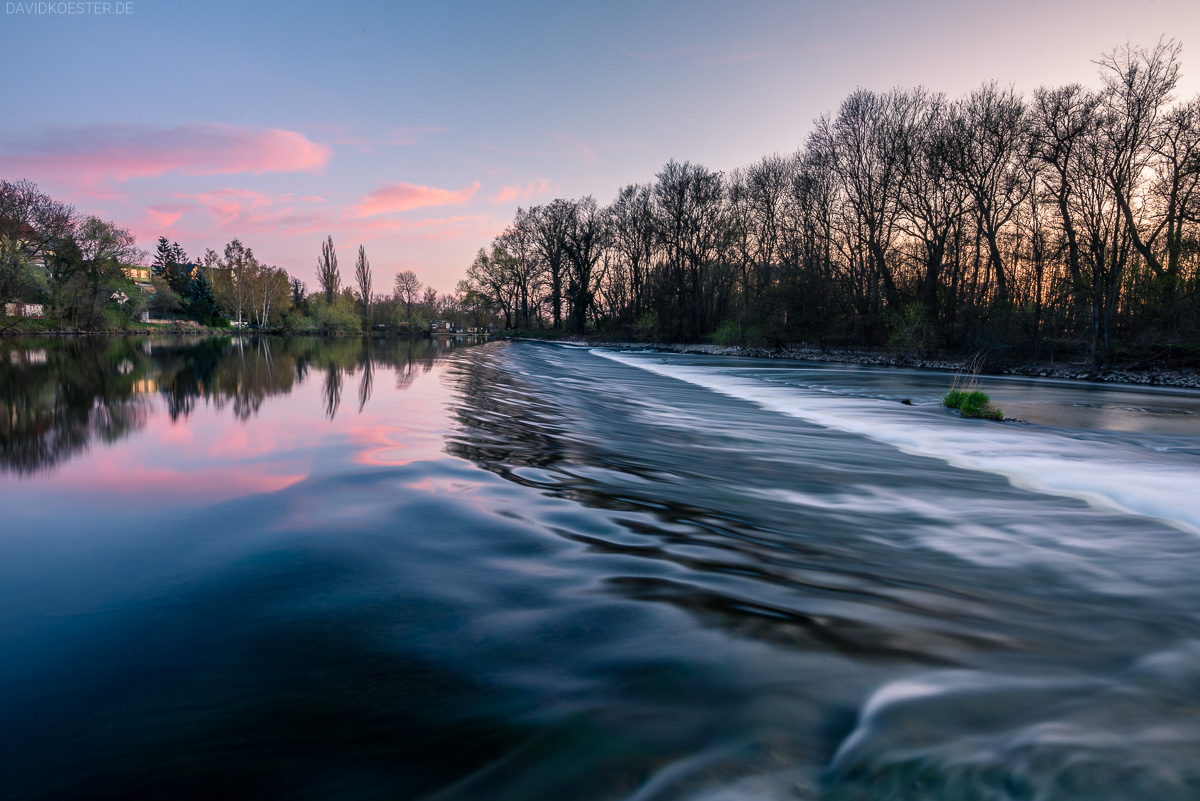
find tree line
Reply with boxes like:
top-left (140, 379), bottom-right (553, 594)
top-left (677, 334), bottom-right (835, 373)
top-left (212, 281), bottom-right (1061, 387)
top-left (0, 180), bottom-right (480, 334)
top-left (463, 40), bottom-right (1200, 365)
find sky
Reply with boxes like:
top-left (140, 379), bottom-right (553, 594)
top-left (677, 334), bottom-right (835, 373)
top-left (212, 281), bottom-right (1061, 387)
top-left (2, 0), bottom-right (1198, 295)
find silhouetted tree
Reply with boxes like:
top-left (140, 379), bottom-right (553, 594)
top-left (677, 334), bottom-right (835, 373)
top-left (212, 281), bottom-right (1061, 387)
top-left (317, 235), bottom-right (340, 304)
top-left (355, 244), bottom-right (372, 325)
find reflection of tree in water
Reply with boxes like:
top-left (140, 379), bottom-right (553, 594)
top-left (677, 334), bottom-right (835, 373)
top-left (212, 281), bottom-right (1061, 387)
top-left (0, 334), bottom-right (479, 474)
top-left (394, 336), bottom-right (437, 391)
top-left (357, 340), bottom-right (374, 413)
top-left (0, 338), bottom-right (152, 475)
top-left (323, 365), bottom-right (343, 420)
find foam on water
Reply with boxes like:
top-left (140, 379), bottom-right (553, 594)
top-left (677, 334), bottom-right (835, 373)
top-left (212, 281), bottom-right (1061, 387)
top-left (596, 350), bottom-right (1200, 534)
top-left (823, 643), bottom-right (1200, 800)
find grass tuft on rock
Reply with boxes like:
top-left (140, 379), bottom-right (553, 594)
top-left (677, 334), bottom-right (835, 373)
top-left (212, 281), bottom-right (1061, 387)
top-left (944, 357), bottom-right (1004, 420)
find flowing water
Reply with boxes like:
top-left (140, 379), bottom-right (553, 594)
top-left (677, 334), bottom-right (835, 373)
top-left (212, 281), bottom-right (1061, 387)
top-left (2, 336), bottom-right (1200, 800)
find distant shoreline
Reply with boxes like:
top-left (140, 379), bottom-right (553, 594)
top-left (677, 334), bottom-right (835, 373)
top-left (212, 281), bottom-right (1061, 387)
top-left (5, 329), bottom-right (1198, 389)
top-left (508, 337), bottom-right (1200, 390)
top-left (0, 325), bottom-right (445, 339)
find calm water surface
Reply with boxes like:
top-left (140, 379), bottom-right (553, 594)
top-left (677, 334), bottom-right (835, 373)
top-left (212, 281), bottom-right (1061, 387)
top-left (3, 336), bottom-right (1200, 800)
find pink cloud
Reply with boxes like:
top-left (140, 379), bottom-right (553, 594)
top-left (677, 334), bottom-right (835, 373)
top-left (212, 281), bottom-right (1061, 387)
top-left (490, 179), bottom-right (550, 204)
top-left (145, 207), bottom-right (183, 229)
top-left (349, 214), bottom-right (502, 241)
top-left (186, 188), bottom-right (276, 225)
top-left (138, 187), bottom-right (496, 245)
top-left (350, 181), bottom-right (480, 218)
top-left (141, 189), bottom-right (329, 238)
top-left (0, 123), bottom-right (331, 196)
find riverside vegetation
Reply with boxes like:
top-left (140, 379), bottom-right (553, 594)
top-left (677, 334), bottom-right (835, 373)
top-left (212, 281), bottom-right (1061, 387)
top-left (0, 189), bottom-right (489, 335)
top-left (463, 40), bottom-right (1200, 372)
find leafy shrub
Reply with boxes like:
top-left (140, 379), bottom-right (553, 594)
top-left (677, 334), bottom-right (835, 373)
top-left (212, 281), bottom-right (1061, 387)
top-left (309, 295), bottom-right (362, 334)
top-left (711, 320), bottom-right (740, 346)
top-left (887, 303), bottom-right (938, 355)
top-left (631, 311), bottom-right (659, 342)
top-left (742, 324), bottom-right (766, 347)
top-left (710, 319), bottom-right (769, 347)
top-left (280, 312), bottom-right (312, 333)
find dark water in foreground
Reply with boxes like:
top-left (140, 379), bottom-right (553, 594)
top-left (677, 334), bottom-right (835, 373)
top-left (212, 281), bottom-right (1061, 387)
top-left (3, 336), bottom-right (1200, 800)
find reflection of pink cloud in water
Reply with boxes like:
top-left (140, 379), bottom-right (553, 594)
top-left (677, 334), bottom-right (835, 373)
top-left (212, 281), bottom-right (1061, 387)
top-left (206, 419), bottom-right (322, 460)
top-left (158, 422), bottom-right (195, 447)
top-left (26, 403), bottom-right (322, 507)
top-left (349, 424), bottom-right (426, 467)
top-left (50, 451), bottom-right (307, 506)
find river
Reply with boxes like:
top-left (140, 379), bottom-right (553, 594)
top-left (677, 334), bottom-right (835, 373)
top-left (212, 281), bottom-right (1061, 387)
top-left (2, 336), bottom-right (1199, 800)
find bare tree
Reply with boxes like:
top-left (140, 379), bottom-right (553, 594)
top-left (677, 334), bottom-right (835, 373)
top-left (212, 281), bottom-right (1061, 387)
top-left (355, 244), bottom-right (372, 325)
top-left (498, 208), bottom-right (544, 328)
top-left (393, 270), bottom-right (421, 324)
top-left (1030, 83), bottom-right (1101, 294)
top-left (945, 82), bottom-right (1030, 304)
top-left (815, 89), bottom-right (925, 319)
top-left (1096, 40), bottom-right (1189, 299)
top-left (529, 200), bottom-right (573, 329)
top-left (743, 154), bottom-right (794, 303)
top-left (563, 196), bottom-right (607, 332)
top-left (317, 235), bottom-right (340, 304)
top-left (606, 184), bottom-right (659, 323)
top-left (896, 92), bottom-right (966, 324)
top-left (464, 246), bottom-right (517, 328)
top-left (652, 160), bottom-right (728, 339)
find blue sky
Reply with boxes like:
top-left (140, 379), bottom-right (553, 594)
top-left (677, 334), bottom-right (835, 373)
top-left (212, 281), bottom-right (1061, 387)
top-left (3, 0), bottom-right (1197, 292)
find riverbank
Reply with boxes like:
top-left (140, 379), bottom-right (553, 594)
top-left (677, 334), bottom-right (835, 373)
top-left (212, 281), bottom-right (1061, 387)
top-left (508, 336), bottom-right (1200, 389)
top-left (0, 322), bottom-right (452, 339)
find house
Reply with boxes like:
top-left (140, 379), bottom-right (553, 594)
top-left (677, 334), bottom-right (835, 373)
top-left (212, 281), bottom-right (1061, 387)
top-left (430, 320), bottom-right (454, 333)
top-left (121, 265), bottom-right (156, 295)
top-left (4, 302), bottom-right (44, 319)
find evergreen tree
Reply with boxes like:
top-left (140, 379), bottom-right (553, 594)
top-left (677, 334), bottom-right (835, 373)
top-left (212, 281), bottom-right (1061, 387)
top-left (166, 243), bottom-right (192, 298)
top-left (185, 268), bottom-right (219, 323)
top-left (152, 238), bottom-right (194, 296)
top-left (151, 237), bottom-right (172, 277)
